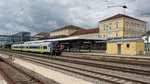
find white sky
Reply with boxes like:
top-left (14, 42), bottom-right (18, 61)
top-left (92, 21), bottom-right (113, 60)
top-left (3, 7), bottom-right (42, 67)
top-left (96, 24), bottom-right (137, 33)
top-left (0, 0), bottom-right (150, 35)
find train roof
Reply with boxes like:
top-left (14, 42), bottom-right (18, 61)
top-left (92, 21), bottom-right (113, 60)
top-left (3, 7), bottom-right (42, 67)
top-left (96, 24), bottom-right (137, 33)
top-left (12, 42), bottom-right (52, 46)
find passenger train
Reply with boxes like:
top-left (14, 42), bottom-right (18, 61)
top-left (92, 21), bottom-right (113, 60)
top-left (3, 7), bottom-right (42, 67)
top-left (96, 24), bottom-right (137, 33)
top-left (11, 41), bottom-right (62, 56)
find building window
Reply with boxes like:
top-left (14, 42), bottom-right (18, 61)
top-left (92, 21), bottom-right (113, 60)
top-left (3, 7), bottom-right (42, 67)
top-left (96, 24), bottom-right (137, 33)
top-left (103, 24), bottom-right (105, 31)
top-left (109, 33), bottom-right (112, 37)
top-left (131, 33), bottom-right (134, 37)
top-left (126, 33), bottom-right (129, 37)
top-left (103, 34), bottom-right (105, 38)
top-left (126, 22), bottom-right (129, 30)
top-left (115, 22), bottom-right (119, 29)
top-left (115, 32), bottom-right (118, 37)
top-left (138, 24), bottom-right (140, 32)
top-left (109, 24), bottom-right (112, 31)
top-left (131, 23), bottom-right (134, 31)
top-left (142, 25), bottom-right (144, 32)
top-left (126, 44), bottom-right (130, 48)
top-left (135, 24), bottom-right (137, 30)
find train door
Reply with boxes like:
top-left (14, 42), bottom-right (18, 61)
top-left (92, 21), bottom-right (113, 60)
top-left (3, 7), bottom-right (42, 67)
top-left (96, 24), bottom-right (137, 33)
top-left (40, 45), bottom-right (43, 53)
top-left (49, 43), bottom-right (52, 53)
top-left (25, 45), bottom-right (27, 51)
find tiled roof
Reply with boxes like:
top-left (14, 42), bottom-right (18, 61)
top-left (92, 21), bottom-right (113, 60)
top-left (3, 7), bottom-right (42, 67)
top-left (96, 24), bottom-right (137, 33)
top-left (70, 28), bottom-right (99, 36)
top-left (50, 25), bottom-right (85, 33)
top-left (100, 14), bottom-right (146, 22)
top-left (34, 32), bottom-right (49, 37)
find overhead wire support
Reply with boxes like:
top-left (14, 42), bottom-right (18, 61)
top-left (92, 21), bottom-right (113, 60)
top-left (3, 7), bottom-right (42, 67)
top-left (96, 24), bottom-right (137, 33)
top-left (7, 0), bottom-right (37, 23)
top-left (0, 0), bottom-right (37, 29)
top-left (107, 0), bottom-right (132, 15)
top-left (108, 5), bottom-right (122, 8)
top-left (141, 13), bottom-right (150, 15)
top-left (49, 7), bottom-right (110, 28)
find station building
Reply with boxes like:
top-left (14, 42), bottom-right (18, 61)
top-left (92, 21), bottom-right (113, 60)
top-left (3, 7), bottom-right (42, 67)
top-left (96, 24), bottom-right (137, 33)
top-left (99, 14), bottom-right (147, 55)
top-left (107, 38), bottom-right (144, 55)
top-left (50, 25), bottom-right (85, 37)
top-left (99, 14), bottom-right (146, 38)
top-left (70, 28), bottom-right (100, 38)
top-left (34, 32), bottom-right (50, 37)
top-left (50, 27), bottom-right (107, 51)
top-left (46, 14), bottom-right (147, 55)
top-left (70, 28), bottom-right (106, 50)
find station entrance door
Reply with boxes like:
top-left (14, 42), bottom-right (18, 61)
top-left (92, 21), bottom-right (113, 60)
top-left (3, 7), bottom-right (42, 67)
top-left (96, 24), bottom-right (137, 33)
top-left (117, 44), bottom-right (121, 54)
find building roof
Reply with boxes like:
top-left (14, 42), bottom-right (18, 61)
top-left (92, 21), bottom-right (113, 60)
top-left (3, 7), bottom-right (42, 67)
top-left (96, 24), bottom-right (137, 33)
top-left (107, 38), bottom-right (144, 42)
top-left (50, 25), bottom-right (85, 33)
top-left (24, 36), bottom-right (106, 44)
top-left (70, 28), bottom-right (99, 36)
top-left (100, 14), bottom-right (146, 23)
top-left (34, 32), bottom-right (49, 37)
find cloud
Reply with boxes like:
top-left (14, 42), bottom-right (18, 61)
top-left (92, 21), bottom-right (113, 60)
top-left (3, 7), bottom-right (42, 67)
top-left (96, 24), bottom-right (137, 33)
top-left (0, 0), bottom-right (150, 35)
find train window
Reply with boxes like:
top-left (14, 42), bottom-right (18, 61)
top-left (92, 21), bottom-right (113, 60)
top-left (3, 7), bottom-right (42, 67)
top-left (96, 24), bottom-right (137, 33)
top-left (20, 46), bottom-right (25, 48)
top-left (43, 46), bottom-right (47, 49)
top-left (30, 46), bottom-right (40, 49)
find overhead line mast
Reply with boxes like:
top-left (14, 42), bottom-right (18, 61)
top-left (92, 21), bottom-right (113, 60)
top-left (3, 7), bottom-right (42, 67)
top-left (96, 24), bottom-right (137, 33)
top-left (107, 0), bottom-right (136, 15)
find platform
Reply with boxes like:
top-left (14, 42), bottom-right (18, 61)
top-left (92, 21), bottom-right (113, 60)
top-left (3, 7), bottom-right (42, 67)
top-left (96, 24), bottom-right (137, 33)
top-left (0, 74), bottom-right (7, 84)
top-left (62, 52), bottom-right (150, 61)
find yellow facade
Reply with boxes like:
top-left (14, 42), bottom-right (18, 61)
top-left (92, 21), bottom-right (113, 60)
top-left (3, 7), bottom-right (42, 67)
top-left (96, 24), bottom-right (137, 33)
top-left (99, 17), bottom-right (146, 39)
top-left (50, 29), bottom-right (79, 37)
top-left (71, 33), bottom-right (99, 38)
top-left (107, 40), bottom-right (144, 55)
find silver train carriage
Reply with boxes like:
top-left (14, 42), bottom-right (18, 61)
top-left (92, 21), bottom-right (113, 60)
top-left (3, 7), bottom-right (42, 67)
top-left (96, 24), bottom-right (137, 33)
top-left (11, 41), bottom-right (62, 56)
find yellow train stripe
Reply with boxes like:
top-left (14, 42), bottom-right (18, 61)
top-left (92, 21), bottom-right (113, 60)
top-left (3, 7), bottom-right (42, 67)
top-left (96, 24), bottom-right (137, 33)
top-left (11, 48), bottom-right (50, 53)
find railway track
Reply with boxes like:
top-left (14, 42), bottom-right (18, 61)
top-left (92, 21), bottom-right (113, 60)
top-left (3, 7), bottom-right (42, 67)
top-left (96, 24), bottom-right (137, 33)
top-left (3, 49), bottom-right (150, 65)
top-left (0, 58), bottom-right (43, 84)
top-left (15, 55), bottom-right (149, 84)
top-left (2, 49), bottom-right (150, 72)
top-left (2, 49), bottom-right (150, 66)
top-left (0, 50), bottom-right (150, 84)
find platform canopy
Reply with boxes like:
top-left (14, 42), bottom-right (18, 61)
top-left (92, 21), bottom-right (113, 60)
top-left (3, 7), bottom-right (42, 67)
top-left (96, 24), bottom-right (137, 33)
top-left (24, 36), bottom-right (107, 44)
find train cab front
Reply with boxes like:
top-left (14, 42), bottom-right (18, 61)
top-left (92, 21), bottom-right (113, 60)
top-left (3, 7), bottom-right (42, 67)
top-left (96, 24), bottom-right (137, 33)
top-left (52, 41), bottom-right (62, 56)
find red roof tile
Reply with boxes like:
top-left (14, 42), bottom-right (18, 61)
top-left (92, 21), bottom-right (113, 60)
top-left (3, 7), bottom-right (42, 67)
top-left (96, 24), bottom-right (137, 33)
top-left (70, 28), bottom-right (99, 36)
top-left (34, 32), bottom-right (49, 37)
top-left (51, 25), bottom-right (85, 33)
top-left (100, 14), bottom-right (146, 22)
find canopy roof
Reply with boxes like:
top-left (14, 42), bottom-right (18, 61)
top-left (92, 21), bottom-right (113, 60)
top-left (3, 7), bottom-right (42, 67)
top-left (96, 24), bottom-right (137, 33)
top-left (24, 36), bottom-right (106, 44)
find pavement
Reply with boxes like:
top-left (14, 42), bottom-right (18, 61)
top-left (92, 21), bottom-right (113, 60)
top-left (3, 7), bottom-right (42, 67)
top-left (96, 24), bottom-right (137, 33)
top-left (0, 72), bottom-right (7, 84)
